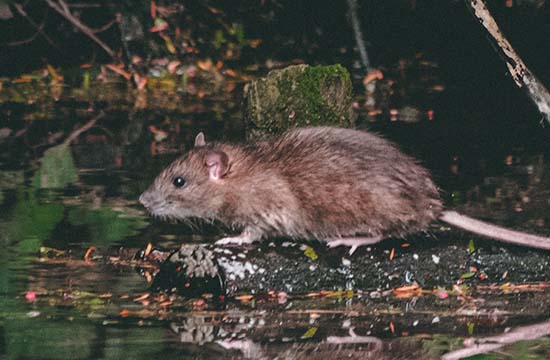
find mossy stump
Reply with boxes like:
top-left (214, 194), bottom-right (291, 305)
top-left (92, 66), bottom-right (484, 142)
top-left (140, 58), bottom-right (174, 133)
top-left (243, 64), bottom-right (356, 138)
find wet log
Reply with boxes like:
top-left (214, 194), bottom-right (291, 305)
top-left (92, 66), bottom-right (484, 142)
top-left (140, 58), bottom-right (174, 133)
top-left (137, 230), bottom-right (550, 297)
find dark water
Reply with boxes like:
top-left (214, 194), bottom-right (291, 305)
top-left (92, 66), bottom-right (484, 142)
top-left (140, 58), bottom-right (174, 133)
top-left (0, 76), bottom-right (549, 359)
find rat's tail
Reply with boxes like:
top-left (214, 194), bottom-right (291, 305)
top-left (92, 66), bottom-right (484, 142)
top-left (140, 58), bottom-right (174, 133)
top-left (440, 210), bottom-right (550, 250)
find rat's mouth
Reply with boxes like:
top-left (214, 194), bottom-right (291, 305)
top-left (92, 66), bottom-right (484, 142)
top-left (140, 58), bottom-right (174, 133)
top-left (139, 191), bottom-right (172, 217)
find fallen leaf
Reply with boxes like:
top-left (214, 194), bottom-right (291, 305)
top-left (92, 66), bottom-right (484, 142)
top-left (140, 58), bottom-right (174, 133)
top-left (235, 294), bottom-right (254, 302)
top-left (301, 327), bottom-right (318, 339)
top-left (362, 69), bottom-right (384, 85)
top-left (25, 291), bottom-right (37, 302)
top-left (144, 243), bottom-right (153, 257)
top-left (105, 64), bottom-right (132, 80)
top-left (168, 61), bottom-right (181, 74)
top-left (150, 0), bottom-right (157, 18)
top-left (303, 246), bottom-right (318, 261)
top-left (84, 246), bottom-right (96, 263)
top-left (197, 59), bottom-right (213, 71)
top-left (134, 293), bottom-right (150, 302)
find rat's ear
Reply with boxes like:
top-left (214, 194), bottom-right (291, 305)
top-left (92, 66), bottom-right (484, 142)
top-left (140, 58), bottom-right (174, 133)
top-left (194, 132), bottom-right (206, 147)
top-left (206, 150), bottom-right (229, 180)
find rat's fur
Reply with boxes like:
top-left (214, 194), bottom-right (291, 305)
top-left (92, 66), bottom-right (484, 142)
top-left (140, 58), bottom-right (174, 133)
top-left (140, 127), bottom-right (443, 243)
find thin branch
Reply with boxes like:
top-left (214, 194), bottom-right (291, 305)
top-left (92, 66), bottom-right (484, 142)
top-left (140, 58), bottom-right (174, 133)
top-left (58, 0), bottom-right (70, 14)
top-left (346, 0), bottom-right (370, 72)
top-left (63, 111), bottom-right (106, 146)
top-left (442, 320), bottom-right (550, 360)
top-left (44, 0), bottom-right (116, 58)
top-left (6, 25), bottom-right (42, 46)
top-left (66, 3), bottom-right (102, 9)
top-left (89, 18), bottom-right (117, 34)
top-left (9, 3), bottom-right (60, 49)
top-left (465, 0), bottom-right (550, 124)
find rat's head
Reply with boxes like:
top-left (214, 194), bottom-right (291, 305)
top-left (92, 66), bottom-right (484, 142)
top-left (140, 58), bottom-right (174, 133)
top-left (139, 132), bottom-right (230, 221)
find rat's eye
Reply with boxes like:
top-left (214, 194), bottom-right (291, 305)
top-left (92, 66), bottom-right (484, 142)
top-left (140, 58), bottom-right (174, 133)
top-left (172, 176), bottom-right (186, 188)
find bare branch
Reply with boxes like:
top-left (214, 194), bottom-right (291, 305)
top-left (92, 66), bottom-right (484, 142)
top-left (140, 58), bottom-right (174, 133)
top-left (466, 0), bottom-right (550, 124)
top-left (89, 18), bottom-right (118, 34)
top-left (63, 111), bottom-right (106, 146)
top-left (442, 320), bottom-right (550, 360)
top-left (346, 0), bottom-right (370, 72)
top-left (8, 3), bottom-right (60, 49)
top-left (44, 0), bottom-right (116, 58)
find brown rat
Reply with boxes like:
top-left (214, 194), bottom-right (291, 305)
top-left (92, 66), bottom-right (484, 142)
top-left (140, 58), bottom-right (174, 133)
top-left (139, 127), bottom-right (550, 252)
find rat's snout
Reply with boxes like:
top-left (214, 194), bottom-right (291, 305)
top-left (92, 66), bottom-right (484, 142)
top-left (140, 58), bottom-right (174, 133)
top-left (139, 190), bottom-right (154, 209)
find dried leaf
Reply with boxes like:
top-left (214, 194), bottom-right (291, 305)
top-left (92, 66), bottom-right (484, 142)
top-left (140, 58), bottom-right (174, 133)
top-left (84, 246), bottom-right (96, 263)
top-left (301, 327), bottom-right (318, 339)
top-left (134, 293), bottom-right (150, 302)
top-left (460, 272), bottom-right (475, 280)
top-left (303, 246), bottom-right (318, 261)
top-left (105, 64), bottom-right (132, 80)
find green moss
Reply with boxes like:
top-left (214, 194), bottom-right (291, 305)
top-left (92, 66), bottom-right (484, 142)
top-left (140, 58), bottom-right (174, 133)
top-left (295, 64), bottom-right (351, 122)
top-left (245, 64), bottom-right (355, 136)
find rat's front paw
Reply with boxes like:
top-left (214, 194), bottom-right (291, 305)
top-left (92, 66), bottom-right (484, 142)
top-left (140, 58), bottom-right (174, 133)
top-left (216, 228), bottom-right (262, 246)
top-left (215, 236), bottom-right (251, 246)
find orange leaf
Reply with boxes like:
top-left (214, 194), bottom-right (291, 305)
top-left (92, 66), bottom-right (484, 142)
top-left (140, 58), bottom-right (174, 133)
top-left (207, 6), bottom-right (221, 14)
top-left (150, 23), bottom-right (169, 33)
top-left (197, 59), bottom-right (213, 71)
top-left (84, 246), bottom-right (96, 263)
top-left (394, 284), bottom-right (420, 293)
top-left (134, 74), bottom-right (148, 90)
top-left (362, 69), bottom-right (384, 85)
top-left (144, 243), bottom-right (153, 257)
top-left (389, 248), bottom-right (395, 260)
top-left (134, 293), bottom-right (150, 302)
top-left (105, 64), bottom-right (131, 80)
top-left (120, 309), bottom-right (130, 317)
top-left (12, 77), bottom-right (33, 84)
top-left (150, 0), bottom-right (156, 18)
top-left (168, 61), bottom-right (181, 74)
top-left (235, 294), bottom-right (254, 302)
top-left (225, 69), bottom-right (237, 77)
top-left (479, 273), bottom-right (488, 280)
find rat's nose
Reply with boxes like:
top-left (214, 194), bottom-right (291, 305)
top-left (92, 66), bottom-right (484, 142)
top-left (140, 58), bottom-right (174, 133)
top-left (139, 191), bottom-right (152, 208)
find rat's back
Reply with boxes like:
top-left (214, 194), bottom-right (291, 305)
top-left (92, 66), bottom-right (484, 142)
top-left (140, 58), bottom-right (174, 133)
top-left (262, 127), bottom-right (443, 240)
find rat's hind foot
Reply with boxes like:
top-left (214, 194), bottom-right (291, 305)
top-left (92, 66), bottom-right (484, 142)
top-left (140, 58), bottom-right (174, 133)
top-left (326, 236), bottom-right (383, 255)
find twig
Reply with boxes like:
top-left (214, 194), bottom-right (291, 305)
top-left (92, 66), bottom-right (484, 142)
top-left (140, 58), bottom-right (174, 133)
top-left (89, 18), bottom-right (118, 34)
top-left (465, 0), bottom-right (550, 124)
top-left (442, 320), bottom-right (550, 360)
top-left (44, 0), bottom-right (116, 58)
top-left (346, 0), bottom-right (370, 72)
top-left (8, 3), bottom-right (60, 49)
top-left (63, 111), bottom-right (105, 146)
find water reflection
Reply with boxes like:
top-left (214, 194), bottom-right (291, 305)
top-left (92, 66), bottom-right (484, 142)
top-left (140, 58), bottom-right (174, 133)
top-left (1, 85), bottom-right (550, 358)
